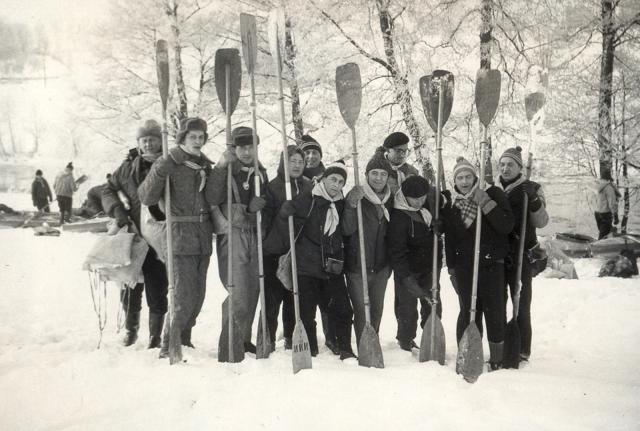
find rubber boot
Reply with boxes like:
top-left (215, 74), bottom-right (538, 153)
top-left (148, 312), bottom-right (164, 349)
top-left (339, 331), bottom-right (357, 361)
top-left (489, 341), bottom-right (504, 371)
top-left (122, 311), bottom-right (140, 347)
top-left (181, 327), bottom-right (195, 348)
top-left (308, 328), bottom-right (319, 357)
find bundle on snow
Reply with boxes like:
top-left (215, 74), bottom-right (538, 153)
top-left (598, 249), bottom-right (639, 279)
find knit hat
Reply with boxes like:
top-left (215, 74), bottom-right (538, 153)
top-left (323, 159), bottom-right (348, 181)
top-left (299, 134), bottom-right (322, 156)
top-left (452, 156), bottom-right (476, 179)
top-left (231, 126), bottom-right (259, 147)
top-left (365, 153), bottom-right (392, 175)
top-left (401, 175), bottom-right (429, 198)
top-left (35, 169), bottom-right (43, 176)
top-left (499, 146), bottom-right (523, 167)
top-left (66, 162), bottom-right (74, 170)
top-left (383, 132), bottom-right (410, 149)
top-left (136, 119), bottom-right (162, 140)
top-left (176, 117), bottom-right (208, 145)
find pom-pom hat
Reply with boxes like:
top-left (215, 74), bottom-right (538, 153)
top-left (499, 146), bottom-right (523, 167)
top-left (453, 156), bottom-right (476, 179)
top-left (323, 159), bottom-right (348, 181)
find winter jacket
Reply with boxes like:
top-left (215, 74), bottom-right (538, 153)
top-left (386, 193), bottom-right (441, 280)
top-left (53, 171), bottom-right (77, 197)
top-left (207, 158), bottom-right (267, 229)
top-left (342, 189), bottom-right (394, 274)
top-left (288, 190), bottom-right (345, 280)
top-left (441, 186), bottom-right (514, 269)
top-left (31, 177), bottom-right (52, 208)
top-left (102, 149), bottom-right (153, 230)
top-left (138, 146), bottom-right (214, 256)
top-left (498, 175), bottom-right (549, 255)
top-left (262, 155), bottom-right (312, 256)
top-left (594, 179), bottom-right (619, 214)
top-left (303, 162), bottom-right (325, 184)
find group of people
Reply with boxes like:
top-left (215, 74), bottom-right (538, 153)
top-left (100, 116), bottom-right (548, 370)
top-left (31, 163), bottom-right (80, 224)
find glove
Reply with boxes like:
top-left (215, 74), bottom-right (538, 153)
top-left (113, 205), bottom-right (129, 228)
top-left (432, 218), bottom-right (444, 237)
top-left (155, 158), bottom-right (178, 178)
top-left (216, 150), bottom-right (237, 169)
top-left (523, 181), bottom-right (541, 211)
top-left (248, 196), bottom-right (266, 213)
top-left (278, 201), bottom-right (296, 218)
top-left (403, 275), bottom-right (427, 299)
top-left (345, 186), bottom-right (364, 208)
top-left (613, 213), bottom-right (619, 225)
top-left (471, 188), bottom-right (492, 208)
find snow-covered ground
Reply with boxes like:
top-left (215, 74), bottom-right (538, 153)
top-left (1, 196), bottom-right (639, 431)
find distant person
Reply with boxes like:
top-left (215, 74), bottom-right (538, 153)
top-left (31, 169), bottom-right (53, 214)
top-left (594, 172), bottom-right (620, 239)
top-left (54, 162), bottom-right (78, 224)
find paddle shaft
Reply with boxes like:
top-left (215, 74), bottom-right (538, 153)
top-left (225, 64), bottom-right (236, 362)
top-left (470, 142), bottom-right (487, 322)
top-left (430, 79), bottom-right (444, 352)
top-left (248, 71), bottom-right (269, 352)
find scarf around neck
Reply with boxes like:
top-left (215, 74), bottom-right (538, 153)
top-left (393, 189), bottom-right (432, 226)
top-left (362, 182), bottom-right (391, 221)
top-left (451, 184), bottom-right (486, 229)
top-left (312, 181), bottom-right (343, 236)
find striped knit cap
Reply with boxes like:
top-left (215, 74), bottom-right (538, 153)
top-left (499, 146), bottom-right (523, 167)
top-left (453, 156), bottom-right (476, 179)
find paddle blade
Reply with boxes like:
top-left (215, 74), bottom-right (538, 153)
top-left (418, 314), bottom-right (446, 365)
top-left (525, 92), bottom-right (546, 122)
top-left (155, 40), bottom-right (170, 113)
top-left (256, 313), bottom-right (273, 359)
top-left (419, 70), bottom-right (454, 132)
top-left (217, 317), bottom-right (245, 363)
top-left (475, 69), bottom-right (501, 128)
top-left (357, 324), bottom-right (384, 369)
top-left (214, 49), bottom-right (242, 114)
top-left (292, 321), bottom-right (312, 374)
top-left (240, 13), bottom-right (258, 74)
top-left (456, 323), bottom-right (484, 383)
top-left (336, 63), bottom-right (362, 129)
top-left (503, 319), bottom-right (521, 369)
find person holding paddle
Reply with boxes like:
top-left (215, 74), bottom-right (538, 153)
top-left (299, 134), bottom-right (325, 184)
top-left (387, 175), bottom-right (443, 351)
top-left (498, 146), bottom-right (549, 363)
top-left (278, 160), bottom-right (355, 360)
top-left (138, 117), bottom-right (215, 356)
top-left (441, 156), bottom-right (514, 370)
top-left (262, 145), bottom-right (312, 350)
top-left (373, 132), bottom-right (419, 195)
top-left (342, 155), bottom-right (394, 348)
top-left (208, 126), bottom-right (268, 355)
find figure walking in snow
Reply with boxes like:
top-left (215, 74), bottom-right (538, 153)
top-left (54, 162), bottom-right (78, 224)
top-left (387, 175), bottom-right (442, 351)
top-left (593, 172), bottom-right (620, 239)
top-left (139, 117), bottom-right (214, 357)
top-left (441, 156), bottom-right (514, 370)
top-left (498, 146), bottom-right (549, 363)
top-left (31, 169), bottom-right (52, 214)
top-left (102, 120), bottom-right (168, 348)
top-left (208, 126), bottom-right (268, 355)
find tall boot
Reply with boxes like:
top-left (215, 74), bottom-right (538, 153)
top-left (148, 312), bottom-right (164, 349)
top-left (181, 327), bottom-right (195, 348)
top-left (122, 311), bottom-right (140, 347)
top-left (489, 341), bottom-right (504, 371)
top-left (338, 330), bottom-right (357, 361)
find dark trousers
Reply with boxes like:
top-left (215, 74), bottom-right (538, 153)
top-left (298, 274), bottom-right (353, 352)
top-left (454, 262), bottom-right (506, 344)
top-left (57, 196), bottom-right (72, 223)
top-left (594, 211), bottom-right (613, 239)
top-left (346, 267), bottom-right (390, 346)
top-left (120, 248), bottom-right (169, 315)
top-left (505, 258), bottom-right (533, 356)
top-left (264, 253), bottom-right (295, 343)
top-left (394, 271), bottom-right (442, 343)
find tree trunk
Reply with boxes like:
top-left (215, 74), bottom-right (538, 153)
top-left (375, 0), bottom-right (433, 181)
top-left (284, 16), bottom-right (304, 142)
top-left (167, 0), bottom-right (188, 123)
top-left (620, 70), bottom-right (629, 234)
top-left (597, 0), bottom-right (615, 180)
top-left (480, 0), bottom-right (494, 184)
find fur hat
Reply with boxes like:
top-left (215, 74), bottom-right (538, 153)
top-left (383, 132), bottom-right (410, 149)
top-left (453, 156), bottom-right (476, 179)
top-left (136, 119), bottom-right (162, 140)
top-left (231, 126), bottom-right (259, 147)
top-left (299, 134), bottom-right (322, 156)
top-left (323, 159), bottom-right (348, 181)
top-left (499, 146), bottom-right (523, 168)
top-left (365, 153), bottom-right (392, 175)
top-left (401, 175), bottom-right (429, 198)
top-left (176, 117), bottom-right (208, 145)
top-left (35, 169), bottom-right (43, 176)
